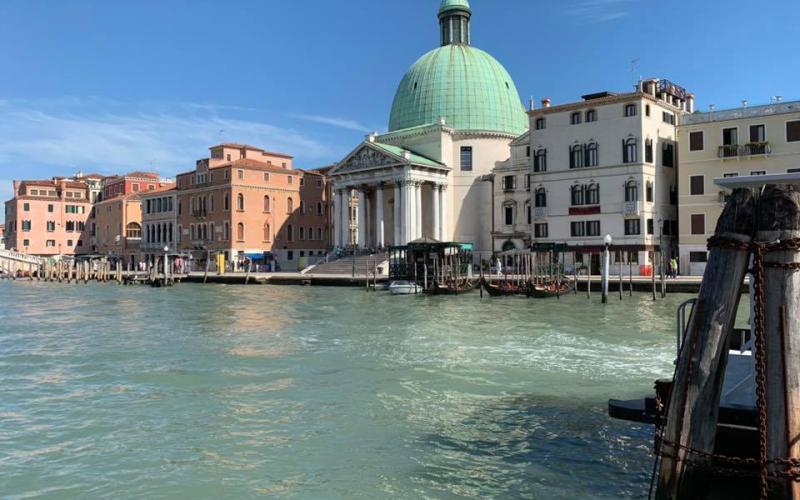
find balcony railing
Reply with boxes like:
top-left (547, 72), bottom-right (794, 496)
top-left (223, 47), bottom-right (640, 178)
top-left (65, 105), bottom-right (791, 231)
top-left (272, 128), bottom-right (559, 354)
top-left (533, 206), bottom-right (549, 219)
top-left (742, 141), bottom-right (771, 156)
top-left (718, 144), bottom-right (740, 158)
top-left (623, 201), bottom-right (641, 216)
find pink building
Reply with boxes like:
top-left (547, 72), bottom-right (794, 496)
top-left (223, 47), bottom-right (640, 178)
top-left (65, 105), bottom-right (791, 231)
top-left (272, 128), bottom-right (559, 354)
top-left (0, 223), bottom-right (5, 250)
top-left (4, 178), bottom-right (93, 256)
top-left (101, 172), bottom-right (173, 201)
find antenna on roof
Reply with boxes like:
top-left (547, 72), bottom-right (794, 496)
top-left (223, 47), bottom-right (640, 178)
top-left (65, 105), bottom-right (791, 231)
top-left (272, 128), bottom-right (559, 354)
top-left (630, 58), bottom-right (641, 86)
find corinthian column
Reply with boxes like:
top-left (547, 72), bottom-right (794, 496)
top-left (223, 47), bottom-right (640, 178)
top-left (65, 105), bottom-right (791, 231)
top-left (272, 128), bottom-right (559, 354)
top-left (357, 188), bottom-right (366, 248)
top-left (440, 185), bottom-right (448, 242)
top-left (334, 189), bottom-right (342, 248)
top-left (375, 184), bottom-right (385, 249)
top-left (393, 182), bottom-right (402, 246)
top-left (415, 182), bottom-right (422, 240)
top-left (432, 184), bottom-right (441, 241)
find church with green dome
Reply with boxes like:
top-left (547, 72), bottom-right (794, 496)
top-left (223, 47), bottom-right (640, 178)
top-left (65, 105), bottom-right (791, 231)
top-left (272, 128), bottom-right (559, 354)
top-left (329, 0), bottom-right (529, 253)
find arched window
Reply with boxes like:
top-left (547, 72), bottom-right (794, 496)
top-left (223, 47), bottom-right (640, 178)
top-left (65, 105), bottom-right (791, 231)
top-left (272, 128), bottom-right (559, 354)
top-left (162, 223), bottom-right (168, 242)
top-left (287, 197), bottom-right (294, 213)
top-left (534, 149), bottom-right (547, 172)
top-left (287, 224), bottom-right (294, 242)
top-left (525, 201), bottom-right (532, 224)
top-left (224, 193), bottom-right (230, 211)
top-left (535, 187), bottom-right (547, 207)
top-left (299, 227), bottom-right (305, 240)
top-left (237, 193), bottom-right (244, 211)
top-left (209, 223), bottom-right (215, 241)
top-left (571, 185), bottom-right (584, 206)
top-left (585, 142), bottom-right (598, 167)
top-left (502, 240), bottom-right (516, 252)
top-left (264, 223), bottom-right (271, 242)
top-left (126, 222), bottom-right (141, 239)
top-left (300, 201), bottom-right (305, 214)
top-left (625, 180), bottom-right (638, 202)
top-left (237, 222), bottom-right (245, 241)
top-left (623, 138), bottom-right (638, 163)
top-left (317, 202), bottom-right (323, 216)
top-left (570, 144), bottom-right (584, 169)
top-left (317, 227), bottom-right (323, 240)
top-left (586, 183), bottom-right (600, 205)
top-left (263, 195), bottom-right (270, 212)
top-left (168, 223), bottom-right (173, 243)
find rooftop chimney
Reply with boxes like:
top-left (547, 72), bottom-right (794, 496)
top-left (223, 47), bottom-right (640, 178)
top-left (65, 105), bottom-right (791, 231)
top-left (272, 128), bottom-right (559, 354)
top-left (367, 132), bottom-right (377, 143)
top-left (742, 100), bottom-right (748, 108)
top-left (686, 93), bottom-right (695, 114)
top-left (402, 150), bottom-right (411, 160)
top-left (541, 98), bottom-right (551, 108)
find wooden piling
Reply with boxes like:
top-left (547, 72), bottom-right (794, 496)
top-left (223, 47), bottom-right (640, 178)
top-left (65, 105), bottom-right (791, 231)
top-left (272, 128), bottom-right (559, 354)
top-left (629, 254), bottom-right (633, 297)
top-left (651, 251), bottom-right (656, 301)
top-left (656, 188), bottom-right (756, 499)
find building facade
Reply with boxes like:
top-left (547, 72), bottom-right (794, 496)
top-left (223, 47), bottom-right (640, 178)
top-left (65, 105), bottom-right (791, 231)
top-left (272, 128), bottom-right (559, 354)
top-left (140, 187), bottom-right (178, 264)
top-left (3, 178), bottom-right (93, 256)
top-left (93, 192), bottom-right (143, 266)
top-left (328, 0), bottom-right (528, 253)
top-left (677, 99), bottom-right (800, 275)
top-left (101, 171), bottom-right (173, 201)
top-left (175, 144), bottom-right (330, 271)
top-left (526, 79), bottom-right (691, 273)
top-left (0, 224), bottom-right (5, 250)
top-left (491, 131), bottom-right (532, 254)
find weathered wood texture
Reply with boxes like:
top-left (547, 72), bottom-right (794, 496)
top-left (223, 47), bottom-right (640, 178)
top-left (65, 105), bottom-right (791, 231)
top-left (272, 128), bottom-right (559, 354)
top-left (757, 185), bottom-right (800, 499)
top-left (657, 188), bottom-right (756, 499)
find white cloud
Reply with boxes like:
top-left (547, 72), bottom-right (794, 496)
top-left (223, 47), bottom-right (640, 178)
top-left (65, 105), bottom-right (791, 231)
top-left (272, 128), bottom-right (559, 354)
top-left (291, 113), bottom-right (372, 133)
top-left (0, 100), bottom-right (334, 177)
top-left (566, 0), bottom-right (638, 24)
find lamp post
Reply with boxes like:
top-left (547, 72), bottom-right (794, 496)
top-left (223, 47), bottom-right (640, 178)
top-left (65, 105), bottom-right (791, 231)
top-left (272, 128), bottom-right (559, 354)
top-left (602, 234), bottom-right (612, 304)
top-left (163, 245), bottom-right (169, 279)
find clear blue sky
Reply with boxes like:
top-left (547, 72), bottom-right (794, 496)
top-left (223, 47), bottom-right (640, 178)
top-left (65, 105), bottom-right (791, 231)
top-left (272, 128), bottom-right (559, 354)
top-left (0, 0), bottom-right (796, 217)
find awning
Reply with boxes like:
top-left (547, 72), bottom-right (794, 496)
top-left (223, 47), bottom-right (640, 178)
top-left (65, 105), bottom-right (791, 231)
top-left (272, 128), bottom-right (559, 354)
top-left (239, 252), bottom-right (271, 261)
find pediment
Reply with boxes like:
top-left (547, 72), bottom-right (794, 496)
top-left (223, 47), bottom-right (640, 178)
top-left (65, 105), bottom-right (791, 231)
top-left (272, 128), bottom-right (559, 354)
top-left (330, 143), bottom-right (403, 176)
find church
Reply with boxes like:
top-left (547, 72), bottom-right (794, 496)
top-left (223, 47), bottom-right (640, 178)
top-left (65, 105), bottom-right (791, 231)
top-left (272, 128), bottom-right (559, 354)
top-left (328, 0), bottom-right (528, 253)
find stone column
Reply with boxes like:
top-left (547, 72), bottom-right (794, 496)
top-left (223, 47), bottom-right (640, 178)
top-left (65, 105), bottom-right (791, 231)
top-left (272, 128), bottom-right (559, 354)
top-left (357, 188), bottom-right (366, 248)
top-left (415, 182), bottom-right (422, 240)
top-left (440, 185), bottom-right (448, 242)
top-left (375, 184), bottom-right (385, 249)
top-left (334, 189), bottom-right (342, 248)
top-left (393, 182), bottom-right (402, 246)
top-left (341, 188), bottom-right (350, 247)
top-left (432, 184), bottom-right (441, 241)
top-left (403, 181), bottom-right (414, 245)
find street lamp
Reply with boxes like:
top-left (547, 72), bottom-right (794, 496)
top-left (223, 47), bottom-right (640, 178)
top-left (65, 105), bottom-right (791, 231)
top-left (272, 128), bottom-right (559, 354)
top-left (602, 234), bottom-right (612, 304)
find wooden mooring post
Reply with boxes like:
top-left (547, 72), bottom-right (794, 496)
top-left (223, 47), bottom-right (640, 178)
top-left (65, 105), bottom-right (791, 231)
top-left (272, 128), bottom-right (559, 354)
top-left (656, 188), bottom-right (756, 499)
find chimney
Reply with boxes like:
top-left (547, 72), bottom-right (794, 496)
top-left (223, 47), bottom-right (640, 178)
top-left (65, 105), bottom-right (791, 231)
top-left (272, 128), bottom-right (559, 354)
top-left (402, 150), bottom-right (411, 160)
top-left (649, 79), bottom-right (659, 97)
top-left (366, 132), bottom-right (377, 143)
top-left (541, 98), bottom-right (551, 108)
top-left (686, 93), bottom-right (695, 114)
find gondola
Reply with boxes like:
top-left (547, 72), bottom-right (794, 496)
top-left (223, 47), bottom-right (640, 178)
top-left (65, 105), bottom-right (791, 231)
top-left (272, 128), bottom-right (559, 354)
top-left (430, 279), bottom-right (476, 295)
top-left (527, 281), bottom-right (572, 298)
top-left (480, 278), bottom-right (525, 297)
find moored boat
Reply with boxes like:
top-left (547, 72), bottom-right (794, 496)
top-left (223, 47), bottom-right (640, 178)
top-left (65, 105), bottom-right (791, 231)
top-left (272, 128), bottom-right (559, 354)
top-left (430, 279), bottom-right (475, 295)
top-left (527, 282), bottom-right (572, 298)
top-left (389, 280), bottom-right (422, 295)
top-left (481, 278), bottom-right (525, 297)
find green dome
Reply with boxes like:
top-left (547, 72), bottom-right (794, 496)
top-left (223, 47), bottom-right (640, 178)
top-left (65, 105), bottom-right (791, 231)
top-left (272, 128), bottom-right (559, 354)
top-left (439, 0), bottom-right (471, 15)
top-left (388, 45), bottom-right (528, 135)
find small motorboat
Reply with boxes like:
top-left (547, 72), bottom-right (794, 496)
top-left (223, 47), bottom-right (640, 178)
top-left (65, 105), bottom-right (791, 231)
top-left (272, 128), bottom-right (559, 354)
top-left (527, 282), bottom-right (572, 298)
top-left (389, 280), bottom-right (422, 295)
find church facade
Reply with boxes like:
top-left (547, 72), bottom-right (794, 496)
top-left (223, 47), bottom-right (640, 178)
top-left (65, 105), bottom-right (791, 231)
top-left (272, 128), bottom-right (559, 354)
top-left (328, 0), bottom-right (528, 253)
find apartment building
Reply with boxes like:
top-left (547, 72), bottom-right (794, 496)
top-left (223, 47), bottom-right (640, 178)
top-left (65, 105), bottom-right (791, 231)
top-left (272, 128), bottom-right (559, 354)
top-left (3, 177), bottom-right (93, 256)
top-left (677, 99), bottom-right (800, 275)
top-left (140, 187), bottom-right (178, 263)
top-left (526, 79), bottom-right (691, 273)
top-left (101, 171), bottom-right (172, 200)
top-left (492, 131), bottom-right (532, 254)
top-left (176, 144), bottom-right (330, 271)
top-left (93, 192), bottom-right (144, 267)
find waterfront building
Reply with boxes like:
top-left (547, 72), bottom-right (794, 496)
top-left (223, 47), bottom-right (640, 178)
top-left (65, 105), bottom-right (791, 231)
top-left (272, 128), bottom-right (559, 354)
top-left (101, 171), bottom-right (172, 201)
top-left (328, 0), bottom-right (528, 253)
top-left (491, 131), bottom-right (532, 255)
top-left (677, 99), bottom-right (800, 275)
top-left (140, 187), bottom-right (178, 263)
top-left (0, 223), bottom-right (5, 250)
top-left (175, 143), bottom-right (330, 271)
top-left (93, 191), bottom-right (144, 267)
top-left (3, 177), bottom-right (93, 256)
top-left (526, 79), bottom-right (692, 273)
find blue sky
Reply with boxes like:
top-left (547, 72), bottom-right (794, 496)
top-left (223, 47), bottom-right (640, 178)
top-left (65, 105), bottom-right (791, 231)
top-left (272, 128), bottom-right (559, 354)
top-left (0, 0), bottom-right (797, 217)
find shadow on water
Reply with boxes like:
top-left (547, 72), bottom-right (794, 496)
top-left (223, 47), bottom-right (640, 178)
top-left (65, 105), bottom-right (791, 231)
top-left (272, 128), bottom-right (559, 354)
top-left (413, 393), bottom-right (654, 499)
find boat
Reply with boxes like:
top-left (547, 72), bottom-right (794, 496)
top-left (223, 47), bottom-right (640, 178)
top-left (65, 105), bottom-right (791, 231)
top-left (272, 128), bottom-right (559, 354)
top-left (429, 279), bottom-right (475, 295)
top-left (481, 278), bottom-right (525, 297)
top-left (389, 280), bottom-right (422, 295)
top-left (527, 281), bottom-right (572, 298)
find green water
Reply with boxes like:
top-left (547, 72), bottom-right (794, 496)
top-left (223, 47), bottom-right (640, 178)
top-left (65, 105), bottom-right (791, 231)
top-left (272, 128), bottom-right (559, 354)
top-left (0, 282), bottom-right (688, 499)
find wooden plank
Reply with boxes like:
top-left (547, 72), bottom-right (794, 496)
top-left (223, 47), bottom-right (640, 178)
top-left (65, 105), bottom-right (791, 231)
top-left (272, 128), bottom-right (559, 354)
top-left (657, 188), bottom-right (756, 499)
top-left (756, 184), bottom-right (800, 499)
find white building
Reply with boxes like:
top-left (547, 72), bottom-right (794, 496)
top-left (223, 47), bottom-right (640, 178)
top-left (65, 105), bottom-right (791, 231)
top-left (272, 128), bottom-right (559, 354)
top-left (526, 80), bottom-right (691, 273)
top-left (328, 0), bottom-right (528, 253)
top-left (140, 188), bottom-right (178, 263)
top-left (491, 131), bottom-right (532, 255)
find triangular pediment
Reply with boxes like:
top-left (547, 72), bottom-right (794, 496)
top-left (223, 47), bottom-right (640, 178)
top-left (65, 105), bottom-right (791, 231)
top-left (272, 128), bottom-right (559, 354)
top-left (329, 142), bottom-right (405, 176)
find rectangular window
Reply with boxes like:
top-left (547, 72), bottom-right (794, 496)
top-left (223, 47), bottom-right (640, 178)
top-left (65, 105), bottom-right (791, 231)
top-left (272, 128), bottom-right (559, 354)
top-left (723, 172), bottom-right (739, 178)
top-left (287, 250), bottom-right (294, 261)
top-left (288, 175), bottom-right (293, 184)
top-left (503, 175), bottom-right (516, 191)
top-left (647, 218), bottom-right (654, 235)
top-left (48, 204), bottom-right (54, 213)
top-left (663, 143), bottom-right (675, 167)
top-left (586, 109), bottom-right (597, 122)
top-left (586, 220), bottom-right (600, 237)
top-left (460, 146), bottom-right (473, 171)
top-left (689, 251), bottom-right (708, 263)
top-left (535, 118), bottom-right (546, 130)
top-left (534, 150), bottom-right (547, 172)
top-left (750, 170), bottom-right (766, 176)
top-left (132, 183), bottom-right (140, 192)
top-left (571, 112), bottom-right (582, 125)
top-left (690, 214), bottom-right (705, 235)
top-left (46, 240), bottom-right (55, 248)
top-left (23, 203), bottom-right (30, 212)
top-left (788, 168), bottom-right (800, 174)
top-left (47, 221), bottom-right (55, 232)
top-left (525, 146), bottom-right (530, 157)
top-left (22, 220), bottom-right (32, 231)
top-left (646, 183), bottom-right (653, 202)
top-left (690, 175), bottom-right (704, 195)
top-left (787, 120), bottom-right (800, 142)
top-left (722, 127), bottom-right (738, 146)
top-left (624, 219), bottom-right (641, 235)
top-left (570, 221), bottom-right (585, 237)
top-left (534, 223), bottom-right (548, 238)
top-left (750, 124), bottom-right (766, 143)
top-left (504, 205), bottom-right (514, 225)
top-left (237, 169), bottom-right (244, 180)
top-left (662, 112), bottom-right (675, 125)
top-left (624, 104), bottom-right (637, 117)
top-left (645, 139), bottom-right (653, 163)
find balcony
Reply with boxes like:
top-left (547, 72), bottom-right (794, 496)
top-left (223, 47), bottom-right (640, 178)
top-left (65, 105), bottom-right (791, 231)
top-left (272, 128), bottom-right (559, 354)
top-left (623, 201), bottom-right (641, 216)
top-left (742, 141), bottom-right (771, 156)
top-left (718, 144), bottom-right (740, 158)
top-left (533, 206), bottom-right (549, 219)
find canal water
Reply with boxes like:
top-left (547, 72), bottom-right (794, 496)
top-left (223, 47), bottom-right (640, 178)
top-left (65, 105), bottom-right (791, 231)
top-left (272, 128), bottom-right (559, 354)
top-left (0, 282), bottom-right (690, 499)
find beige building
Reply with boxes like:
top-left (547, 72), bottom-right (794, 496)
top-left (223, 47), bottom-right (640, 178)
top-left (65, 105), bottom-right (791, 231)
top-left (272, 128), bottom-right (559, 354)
top-left (526, 79), bottom-right (691, 273)
top-left (140, 187), bottom-right (178, 263)
top-left (491, 131), bottom-right (532, 253)
top-left (94, 192), bottom-right (143, 267)
top-left (677, 99), bottom-right (800, 275)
